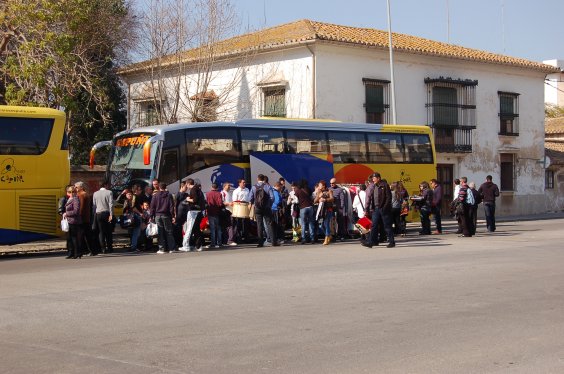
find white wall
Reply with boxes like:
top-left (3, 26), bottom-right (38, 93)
top-left (123, 42), bottom-right (549, 215)
top-left (313, 43), bottom-right (547, 215)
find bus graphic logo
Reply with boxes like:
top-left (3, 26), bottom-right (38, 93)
top-left (1, 158), bottom-right (25, 183)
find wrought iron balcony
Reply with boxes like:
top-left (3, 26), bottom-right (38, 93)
top-left (430, 125), bottom-right (475, 153)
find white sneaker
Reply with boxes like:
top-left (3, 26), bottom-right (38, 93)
top-left (228, 242), bottom-right (237, 246)
top-left (196, 246), bottom-right (203, 252)
top-left (213, 245), bottom-right (221, 249)
top-left (156, 250), bottom-right (165, 254)
top-left (204, 245), bottom-right (212, 249)
top-left (178, 247), bottom-right (190, 252)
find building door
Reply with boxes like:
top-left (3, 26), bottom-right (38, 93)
top-left (436, 164), bottom-right (453, 215)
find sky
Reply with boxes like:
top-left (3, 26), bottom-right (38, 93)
top-left (231, 0), bottom-right (563, 63)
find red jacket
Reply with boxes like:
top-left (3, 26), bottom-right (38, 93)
top-left (206, 189), bottom-right (223, 216)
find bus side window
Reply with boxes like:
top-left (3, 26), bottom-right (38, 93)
top-left (240, 129), bottom-right (285, 159)
top-left (367, 133), bottom-right (404, 163)
top-left (286, 130), bottom-right (328, 155)
top-left (328, 132), bottom-right (367, 163)
top-left (403, 134), bottom-right (434, 164)
top-left (185, 127), bottom-right (240, 174)
top-left (160, 148), bottom-right (179, 184)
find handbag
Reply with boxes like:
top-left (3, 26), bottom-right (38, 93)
top-left (119, 213), bottom-right (135, 229)
top-left (145, 222), bottom-right (158, 237)
top-left (249, 204), bottom-right (256, 221)
top-left (61, 218), bottom-right (69, 232)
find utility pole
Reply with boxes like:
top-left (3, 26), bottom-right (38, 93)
top-left (386, 0), bottom-right (397, 124)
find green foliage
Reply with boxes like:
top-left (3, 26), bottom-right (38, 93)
top-left (546, 104), bottom-right (564, 118)
top-left (0, 0), bottom-right (135, 164)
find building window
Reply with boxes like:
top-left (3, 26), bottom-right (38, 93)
top-left (262, 88), bottom-right (286, 117)
top-left (190, 90), bottom-right (218, 122)
top-left (500, 153), bottom-right (515, 191)
top-left (498, 92), bottom-right (519, 135)
top-left (425, 77), bottom-right (477, 153)
top-left (142, 102), bottom-right (160, 127)
top-left (545, 169), bottom-right (555, 189)
top-left (363, 78), bottom-right (390, 124)
top-left (425, 77), bottom-right (477, 127)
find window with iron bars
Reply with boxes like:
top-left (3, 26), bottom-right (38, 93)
top-left (498, 91), bottom-right (519, 136)
top-left (262, 88), bottom-right (286, 117)
top-left (545, 169), bottom-right (554, 189)
top-left (425, 77), bottom-right (477, 153)
top-left (363, 78), bottom-right (390, 124)
top-left (138, 102), bottom-right (160, 127)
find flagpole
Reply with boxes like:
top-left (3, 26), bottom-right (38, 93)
top-left (387, 0), bottom-right (397, 125)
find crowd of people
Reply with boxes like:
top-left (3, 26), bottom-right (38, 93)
top-left (58, 173), bottom-right (500, 258)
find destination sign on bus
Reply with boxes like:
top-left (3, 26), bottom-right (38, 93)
top-left (116, 135), bottom-right (150, 147)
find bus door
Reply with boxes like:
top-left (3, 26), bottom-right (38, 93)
top-left (249, 153), bottom-right (333, 190)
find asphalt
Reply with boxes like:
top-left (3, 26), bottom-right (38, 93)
top-left (2, 211), bottom-right (564, 255)
top-left (2, 217), bottom-right (564, 373)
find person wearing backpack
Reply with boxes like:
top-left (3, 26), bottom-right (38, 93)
top-left (456, 177), bottom-right (474, 237)
top-left (468, 182), bottom-right (481, 235)
top-left (271, 181), bottom-right (285, 244)
top-left (249, 174), bottom-right (278, 247)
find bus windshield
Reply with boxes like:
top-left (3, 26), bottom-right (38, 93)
top-left (0, 117), bottom-right (54, 155)
top-left (109, 134), bottom-right (157, 171)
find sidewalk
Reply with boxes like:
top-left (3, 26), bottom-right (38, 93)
top-left (2, 211), bottom-right (564, 255)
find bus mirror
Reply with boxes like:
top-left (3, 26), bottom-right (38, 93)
top-left (89, 140), bottom-right (112, 169)
top-left (89, 149), bottom-right (95, 169)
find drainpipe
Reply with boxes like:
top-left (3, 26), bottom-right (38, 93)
top-left (306, 43), bottom-right (316, 119)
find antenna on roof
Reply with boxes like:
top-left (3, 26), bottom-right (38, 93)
top-left (263, 0), bottom-right (267, 25)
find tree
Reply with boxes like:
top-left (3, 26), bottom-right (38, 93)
top-left (546, 104), bottom-right (564, 118)
top-left (129, 0), bottom-right (250, 126)
top-left (0, 0), bottom-right (136, 163)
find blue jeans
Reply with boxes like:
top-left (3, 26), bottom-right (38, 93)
top-left (323, 211), bottom-right (334, 236)
top-left (370, 209), bottom-right (394, 245)
top-left (156, 215), bottom-right (175, 251)
top-left (208, 215), bottom-right (222, 246)
top-left (484, 203), bottom-right (496, 232)
top-left (420, 207), bottom-right (431, 234)
top-left (299, 206), bottom-right (316, 241)
top-left (130, 223), bottom-right (141, 250)
top-left (431, 205), bottom-right (442, 233)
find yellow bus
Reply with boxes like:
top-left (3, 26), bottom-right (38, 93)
top-left (0, 106), bottom-right (70, 245)
top-left (92, 119), bottom-right (436, 217)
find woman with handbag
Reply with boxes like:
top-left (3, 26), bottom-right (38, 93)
top-left (122, 190), bottom-right (142, 252)
top-left (313, 180), bottom-right (335, 245)
top-left (63, 185), bottom-right (83, 259)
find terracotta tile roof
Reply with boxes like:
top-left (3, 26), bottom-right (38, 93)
top-left (120, 19), bottom-right (558, 75)
top-left (546, 141), bottom-right (564, 165)
top-left (546, 117), bottom-right (564, 135)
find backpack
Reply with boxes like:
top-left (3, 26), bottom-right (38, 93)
top-left (254, 184), bottom-right (269, 209)
top-left (466, 187), bottom-right (475, 205)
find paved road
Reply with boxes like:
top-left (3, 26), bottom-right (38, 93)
top-left (2, 219), bottom-right (564, 373)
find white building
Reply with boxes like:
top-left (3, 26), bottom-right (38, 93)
top-left (544, 59), bottom-right (564, 107)
top-left (119, 20), bottom-right (559, 216)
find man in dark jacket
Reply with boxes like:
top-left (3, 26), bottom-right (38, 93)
top-left (429, 179), bottom-right (442, 234)
top-left (478, 175), bottom-right (500, 232)
top-left (457, 177), bottom-right (473, 237)
top-left (150, 182), bottom-right (176, 253)
top-left (330, 178), bottom-right (349, 241)
top-left (249, 174), bottom-right (278, 247)
top-left (363, 172), bottom-right (395, 248)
